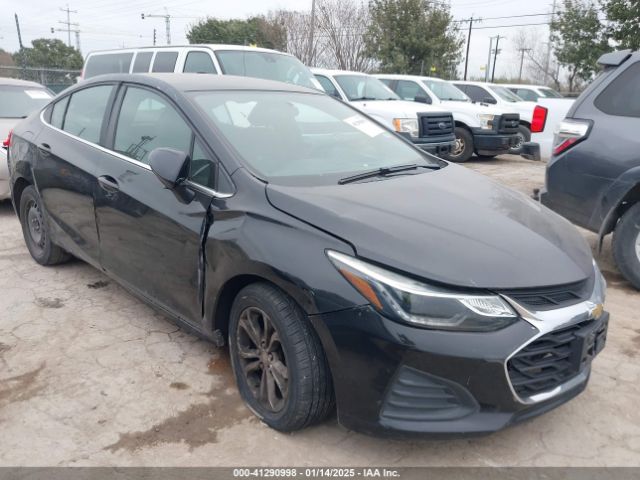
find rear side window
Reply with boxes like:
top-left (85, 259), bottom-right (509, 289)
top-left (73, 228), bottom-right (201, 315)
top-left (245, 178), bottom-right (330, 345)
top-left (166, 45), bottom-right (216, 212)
top-left (315, 75), bottom-right (340, 98)
top-left (84, 53), bottom-right (133, 79)
top-left (132, 52), bottom-right (153, 73)
top-left (152, 52), bottom-right (178, 73)
top-left (595, 62), bottom-right (640, 118)
top-left (114, 86), bottom-right (192, 164)
top-left (63, 85), bottom-right (113, 143)
top-left (183, 51), bottom-right (216, 74)
top-left (50, 96), bottom-right (69, 128)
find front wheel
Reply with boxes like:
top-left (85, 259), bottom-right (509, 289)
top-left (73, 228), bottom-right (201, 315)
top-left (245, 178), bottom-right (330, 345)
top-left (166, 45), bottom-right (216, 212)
top-left (443, 127), bottom-right (474, 163)
top-left (509, 125), bottom-right (531, 155)
top-left (613, 203), bottom-right (640, 289)
top-left (19, 185), bottom-right (70, 266)
top-left (228, 283), bottom-right (334, 431)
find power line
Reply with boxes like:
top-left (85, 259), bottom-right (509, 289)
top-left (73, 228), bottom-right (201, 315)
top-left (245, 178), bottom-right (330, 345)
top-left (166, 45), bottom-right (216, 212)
top-left (59, 3), bottom-right (78, 47)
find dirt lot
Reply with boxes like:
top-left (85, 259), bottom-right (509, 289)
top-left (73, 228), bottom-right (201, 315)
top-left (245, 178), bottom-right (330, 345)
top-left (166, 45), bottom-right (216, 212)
top-left (1, 155), bottom-right (639, 467)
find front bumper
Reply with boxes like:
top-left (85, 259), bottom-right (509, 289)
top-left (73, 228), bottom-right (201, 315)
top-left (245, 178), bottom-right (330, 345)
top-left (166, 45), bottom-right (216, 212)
top-left (311, 304), bottom-right (608, 437)
top-left (471, 129), bottom-right (517, 153)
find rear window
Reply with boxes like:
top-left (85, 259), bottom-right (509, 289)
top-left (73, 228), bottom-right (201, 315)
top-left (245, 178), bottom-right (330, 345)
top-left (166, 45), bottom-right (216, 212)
top-left (184, 51), bottom-right (216, 74)
top-left (84, 53), bottom-right (133, 79)
top-left (132, 52), bottom-right (153, 73)
top-left (595, 62), bottom-right (640, 118)
top-left (0, 86), bottom-right (52, 118)
top-left (152, 52), bottom-right (178, 73)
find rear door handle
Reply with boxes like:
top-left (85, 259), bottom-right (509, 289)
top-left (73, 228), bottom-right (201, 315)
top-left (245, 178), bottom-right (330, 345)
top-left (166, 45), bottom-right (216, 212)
top-left (98, 175), bottom-right (120, 193)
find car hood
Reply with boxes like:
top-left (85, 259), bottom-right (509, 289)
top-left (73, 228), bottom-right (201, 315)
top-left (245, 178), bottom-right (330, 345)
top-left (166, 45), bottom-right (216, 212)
top-left (350, 99), bottom-right (450, 118)
top-left (439, 100), bottom-right (505, 116)
top-left (266, 164), bottom-right (593, 289)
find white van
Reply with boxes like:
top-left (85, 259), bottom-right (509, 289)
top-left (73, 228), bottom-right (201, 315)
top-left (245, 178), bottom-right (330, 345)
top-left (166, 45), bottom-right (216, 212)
top-left (81, 44), bottom-right (323, 90)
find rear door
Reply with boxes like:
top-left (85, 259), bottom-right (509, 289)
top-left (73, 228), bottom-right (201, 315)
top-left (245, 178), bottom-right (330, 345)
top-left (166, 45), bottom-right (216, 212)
top-left (94, 84), bottom-right (218, 325)
top-left (34, 83), bottom-right (117, 263)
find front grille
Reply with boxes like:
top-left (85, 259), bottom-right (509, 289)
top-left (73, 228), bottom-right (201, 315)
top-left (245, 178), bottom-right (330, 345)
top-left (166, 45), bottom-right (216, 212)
top-left (499, 278), bottom-right (592, 311)
top-left (507, 319), bottom-right (607, 398)
top-left (498, 114), bottom-right (520, 134)
top-left (420, 113), bottom-right (454, 137)
top-left (380, 366), bottom-right (478, 422)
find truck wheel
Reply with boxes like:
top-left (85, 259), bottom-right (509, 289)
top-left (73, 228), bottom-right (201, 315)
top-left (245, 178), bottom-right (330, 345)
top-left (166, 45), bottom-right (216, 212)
top-left (443, 127), bottom-right (473, 163)
top-left (509, 125), bottom-right (531, 155)
top-left (228, 283), bottom-right (334, 431)
top-left (19, 185), bottom-right (71, 266)
top-left (613, 203), bottom-right (640, 290)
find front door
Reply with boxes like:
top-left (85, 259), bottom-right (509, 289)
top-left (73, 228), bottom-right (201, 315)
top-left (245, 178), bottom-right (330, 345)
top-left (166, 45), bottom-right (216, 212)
top-left (94, 85), bottom-right (216, 325)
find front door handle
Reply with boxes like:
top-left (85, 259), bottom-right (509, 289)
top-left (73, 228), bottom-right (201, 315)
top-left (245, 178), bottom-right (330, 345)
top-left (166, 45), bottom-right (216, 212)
top-left (98, 175), bottom-right (120, 193)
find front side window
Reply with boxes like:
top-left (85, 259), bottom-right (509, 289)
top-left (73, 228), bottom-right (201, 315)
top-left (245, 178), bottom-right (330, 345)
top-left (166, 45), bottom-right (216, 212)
top-left (184, 51), bottom-right (217, 74)
top-left (315, 75), bottom-right (341, 98)
top-left (84, 53), bottom-right (133, 79)
top-left (491, 86), bottom-right (523, 103)
top-left (595, 62), bottom-right (640, 118)
top-left (132, 52), bottom-right (153, 73)
top-left (63, 85), bottom-right (113, 143)
top-left (513, 88), bottom-right (539, 102)
top-left (0, 86), bottom-right (52, 118)
top-left (215, 50), bottom-right (319, 90)
top-left (540, 88), bottom-right (563, 98)
top-left (189, 140), bottom-right (216, 188)
top-left (191, 91), bottom-right (437, 185)
top-left (395, 80), bottom-right (423, 101)
top-left (333, 75), bottom-right (398, 101)
top-left (423, 80), bottom-right (468, 102)
top-left (152, 52), bottom-right (179, 73)
top-left (114, 87), bottom-right (191, 164)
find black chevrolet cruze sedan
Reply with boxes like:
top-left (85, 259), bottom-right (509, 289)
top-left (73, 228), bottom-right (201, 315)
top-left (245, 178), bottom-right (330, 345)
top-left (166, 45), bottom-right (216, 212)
top-left (8, 74), bottom-right (608, 436)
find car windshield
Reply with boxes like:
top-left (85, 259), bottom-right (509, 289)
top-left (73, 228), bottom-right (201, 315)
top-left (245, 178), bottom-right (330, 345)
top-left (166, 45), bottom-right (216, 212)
top-left (190, 91), bottom-right (437, 185)
top-left (0, 86), bottom-right (52, 118)
top-left (214, 50), bottom-right (320, 90)
top-left (422, 79), bottom-right (469, 102)
top-left (491, 86), bottom-right (524, 103)
top-left (540, 87), bottom-right (563, 98)
top-left (333, 75), bottom-right (399, 101)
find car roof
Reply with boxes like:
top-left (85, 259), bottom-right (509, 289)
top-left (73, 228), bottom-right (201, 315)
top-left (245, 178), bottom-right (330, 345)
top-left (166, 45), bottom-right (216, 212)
top-left (0, 77), bottom-right (47, 88)
top-left (374, 74), bottom-right (448, 82)
top-left (501, 84), bottom-right (551, 89)
top-left (77, 73), bottom-right (321, 95)
top-left (86, 44), bottom-right (293, 57)
top-left (311, 68), bottom-right (371, 77)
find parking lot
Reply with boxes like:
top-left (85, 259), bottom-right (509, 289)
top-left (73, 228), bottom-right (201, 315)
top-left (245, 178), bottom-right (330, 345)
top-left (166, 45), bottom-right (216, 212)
top-left (0, 155), bottom-right (639, 467)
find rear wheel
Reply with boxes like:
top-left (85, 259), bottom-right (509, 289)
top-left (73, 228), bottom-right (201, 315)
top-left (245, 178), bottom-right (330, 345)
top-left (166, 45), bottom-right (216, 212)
top-left (19, 186), bottom-right (70, 266)
top-left (228, 283), bottom-right (334, 431)
top-left (509, 125), bottom-right (531, 154)
top-left (613, 203), bottom-right (640, 289)
top-left (443, 127), bottom-right (474, 163)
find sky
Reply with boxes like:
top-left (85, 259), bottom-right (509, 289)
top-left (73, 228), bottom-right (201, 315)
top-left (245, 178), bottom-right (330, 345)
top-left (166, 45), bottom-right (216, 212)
top-left (0, 0), bottom-right (554, 80)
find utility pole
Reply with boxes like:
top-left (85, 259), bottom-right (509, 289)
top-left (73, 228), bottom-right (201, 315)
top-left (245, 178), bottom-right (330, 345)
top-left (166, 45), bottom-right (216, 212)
top-left (544, 0), bottom-right (557, 85)
top-left (51, 25), bottom-right (81, 52)
top-left (59, 4), bottom-right (78, 47)
top-left (462, 15), bottom-right (477, 81)
top-left (485, 36), bottom-right (494, 82)
top-left (491, 35), bottom-right (502, 83)
top-left (518, 48), bottom-right (532, 81)
top-left (14, 13), bottom-right (23, 49)
top-left (308, 0), bottom-right (316, 66)
top-left (142, 11), bottom-right (171, 45)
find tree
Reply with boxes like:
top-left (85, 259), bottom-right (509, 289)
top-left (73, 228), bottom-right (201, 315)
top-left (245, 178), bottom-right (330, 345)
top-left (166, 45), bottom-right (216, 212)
top-left (603, 0), bottom-right (640, 50)
top-left (364, 0), bottom-right (463, 78)
top-left (13, 39), bottom-right (83, 70)
top-left (187, 17), bottom-right (285, 50)
top-left (511, 29), bottom-right (563, 89)
top-left (316, 0), bottom-right (374, 71)
top-left (550, 0), bottom-right (610, 92)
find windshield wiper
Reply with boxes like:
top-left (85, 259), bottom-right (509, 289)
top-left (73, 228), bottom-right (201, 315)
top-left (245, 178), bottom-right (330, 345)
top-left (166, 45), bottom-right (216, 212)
top-left (350, 96), bottom-right (378, 101)
top-left (338, 163), bottom-right (439, 185)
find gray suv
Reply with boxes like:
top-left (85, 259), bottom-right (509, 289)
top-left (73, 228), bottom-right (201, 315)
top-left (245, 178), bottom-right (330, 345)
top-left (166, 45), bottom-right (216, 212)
top-left (540, 50), bottom-right (640, 288)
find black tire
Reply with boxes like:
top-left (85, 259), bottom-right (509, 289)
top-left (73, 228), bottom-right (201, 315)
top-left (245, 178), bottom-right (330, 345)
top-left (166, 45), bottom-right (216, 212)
top-left (443, 127), bottom-right (474, 163)
top-left (228, 282), bottom-right (334, 431)
top-left (19, 185), bottom-right (70, 266)
top-left (509, 124), bottom-right (531, 155)
top-left (612, 203), bottom-right (640, 289)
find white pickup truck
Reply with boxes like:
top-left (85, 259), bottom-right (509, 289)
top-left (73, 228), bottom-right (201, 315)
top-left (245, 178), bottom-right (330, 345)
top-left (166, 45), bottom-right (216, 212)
top-left (376, 74), bottom-right (539, 163)
top-left (312, 69), bottom-right (456, 157)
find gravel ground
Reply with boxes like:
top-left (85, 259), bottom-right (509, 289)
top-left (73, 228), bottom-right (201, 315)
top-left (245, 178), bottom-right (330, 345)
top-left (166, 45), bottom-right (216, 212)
top-left (0, 155), bottom-right (639, 467)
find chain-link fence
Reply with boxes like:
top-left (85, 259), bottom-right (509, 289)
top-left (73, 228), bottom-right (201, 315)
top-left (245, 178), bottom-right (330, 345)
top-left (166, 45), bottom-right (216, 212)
top-left (0, 65), bottom-right (81, 93)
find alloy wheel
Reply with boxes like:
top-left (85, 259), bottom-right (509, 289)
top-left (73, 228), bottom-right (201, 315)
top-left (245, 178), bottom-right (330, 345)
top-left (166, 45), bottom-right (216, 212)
top-left (451, 137), bottom-right (465, 157)
top-left (236, 306), bottom-right (289, 412)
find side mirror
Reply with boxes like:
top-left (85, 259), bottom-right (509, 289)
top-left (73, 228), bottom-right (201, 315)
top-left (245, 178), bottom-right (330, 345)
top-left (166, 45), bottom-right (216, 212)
top-left (149, 147), bottom-right (195, 204)
top-left (483, 97), bottom-right (497, 104)
top-left (414, 95), bottom-right (431, 104)
top-left (149, 148), bottom-right (190, 189)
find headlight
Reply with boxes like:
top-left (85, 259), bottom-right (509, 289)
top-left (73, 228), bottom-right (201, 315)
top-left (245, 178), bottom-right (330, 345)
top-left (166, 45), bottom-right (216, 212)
top-left (477, 114), bottom-right (495, 130)
top-left (393, 118), bottom-right (419, 138)
top-left (327, 250), bottom-right (518, 332)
